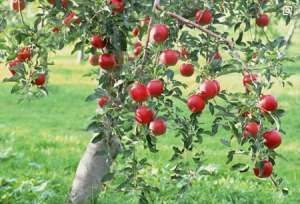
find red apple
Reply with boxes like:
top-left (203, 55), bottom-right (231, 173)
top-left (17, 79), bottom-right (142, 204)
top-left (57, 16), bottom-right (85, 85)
top-left (99, 54), bottom-right (117, 70)
top-left (180, 63), bottom-right (194, 77)
top-left (244, 121), bottom-right (260, 138)
top-left (212, 80), bottom-right (221, 93)
top-left (210, 52), bottom-right (222, 62)
top-left (9, 58), bottom-right (21, 68)
top-left (187, 95), bottom-right (206, 113)
top-left (52, 27), bottom-right (60, 33)
top-left (134, 46), bottom-right (142, 57)
top-left (98, 96), bottom-right (109, 108)
top-left (48, 0), bottom-right (55, 4)
top-left (48, 0), bottom-right (69, 8)
top-left (8, 58), bottom-right (21, 75)
top-left (263, 130), bottom-right (282, 149)
top-left (134, 41), bottom-right (142, 48)
top-left (243, 73), bottom-right (258, 90)
top-left (141, 16), bottom-right (151, 26)
top-left (147, 80), bottom-right (164, 97)
top-left (17, 47), bottom-right (32, 62)
top-left (135, 106), bottom-right (154, 125)
top-left (11, 0), bottom-right (26, 11)
top-left (61, 0), bottom-right (69, 8)
top-left (160, 50), bottom-right (178, 66)
top-left (108, 0), bottom-right (125, 14)
top-left (130, 82), bottom-right (148, 102)
top-left (132, 27), bottom-right (140, 37)
top-left (34, 73), bottom-right (46, 86)
top-left (253, 160), bottom-right (273, 178)
top-left (91, 35), bottom-right (106, 49)
top-left (259, 95), bottom-right (278, 112)
top-left (75, 18), bottom-right (81, 25)
top-left (149, 119), bottom-right (167, 135)
top-left (199, 80), bottom-right (219, 100)
top-left (150, 24), bottom-right (169, 43)
top-left (88, 54), bottom-right (99, 66)
top-left (195, 9), bottom-right (213, 25)
top-left (63, 12), bottom-right (76, 25)
top-left (256, 14), bottom-right (269, 27)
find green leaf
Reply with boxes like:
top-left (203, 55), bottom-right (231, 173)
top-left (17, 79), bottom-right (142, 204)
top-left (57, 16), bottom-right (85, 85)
top-left (231, 163), bottom-right (249, 172)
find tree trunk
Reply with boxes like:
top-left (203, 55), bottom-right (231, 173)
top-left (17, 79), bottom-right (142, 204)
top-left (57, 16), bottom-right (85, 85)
top-left (76, 48), bottom-right (84, 64)
top-left (68, 136), bottom-right (121, 204)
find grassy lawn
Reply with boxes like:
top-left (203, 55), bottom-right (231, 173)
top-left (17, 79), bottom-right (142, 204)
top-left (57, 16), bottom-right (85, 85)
top-left (1, 43), bottom-right (300, 204)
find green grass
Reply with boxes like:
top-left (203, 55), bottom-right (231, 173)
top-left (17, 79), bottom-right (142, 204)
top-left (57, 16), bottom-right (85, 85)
top-left (0, 47), bottom-right (300, 204)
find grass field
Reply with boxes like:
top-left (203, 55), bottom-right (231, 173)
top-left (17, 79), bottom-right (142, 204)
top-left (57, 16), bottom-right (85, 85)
top-left (1, 33), bottom-right (300, 203)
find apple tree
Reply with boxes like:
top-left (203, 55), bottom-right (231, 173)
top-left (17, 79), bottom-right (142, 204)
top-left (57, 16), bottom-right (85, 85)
top-left (0, 0), bottom-right (299, 203)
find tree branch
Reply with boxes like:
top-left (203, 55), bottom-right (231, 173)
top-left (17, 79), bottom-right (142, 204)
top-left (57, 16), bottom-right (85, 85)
top-left (155, 4), bottom-right (250, 72)
top-left (155, 5), bottom-right (234, 49)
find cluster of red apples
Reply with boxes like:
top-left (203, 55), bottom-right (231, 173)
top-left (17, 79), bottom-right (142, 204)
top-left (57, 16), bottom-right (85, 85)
top-left (8, 47), bottom-right (46, 86)
top-left (243, 73), bottom-right (282, 178)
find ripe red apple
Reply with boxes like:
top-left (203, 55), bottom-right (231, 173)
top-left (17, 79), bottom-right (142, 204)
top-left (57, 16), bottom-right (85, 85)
top-left (130, 82), bottom-right (148, 102)
top-left (8, 58), bottom-right (21, 75)
top-left (75, 18), bottom-right (81, 25)
top-left (150, 24), bottom-right (169, 43)
top-left (135, 106), bottom-right (154, 125)
top-left (212, 80), bottom-right (221, 93)
top-left (61, 0), bottom-right (69, 8)
top-left (195, 9), bottom-right (213, 25)
top-left (17, 47), bottom-right (32, 62)
top-left (48, 0), bottom-right (69, 8)
top-left (244, 121), bottom-right (260, 138)
top-left (52, 27), bottom-right (60, 33)
top-left (141, 16), bottom-right (150, 26)
top-left (132, 27), bottom-right (140, 37)
top-left (149, 119), bottom-right (167, 135)
top-left (241, 111), bottom-right (251, 118)
top-left (63, 12), bottom-right (76, 25)
top-left (199, 80), bottom-right (219, 100)
top-left (91, 35), bottom-right (106, 49)
top-left (210, 51), bottom-right (222, 62)
top-left (98, 96), bottom-right (109, 108)
top-left (11, 0), bottom-right (26, 12)
top-left (147, 80), bottom-right (164, 97)
top-left (179, 47), bottom-right (189, 60)
top-left (9, 58), bottom-right (21, 68)
top-left (180, 63), bottom-right (194, 77)
top-left (259, 95), bottom-right (278, 112)
top-left (253, 160), bottom-right (273, 178)
top-left (187, 95), bottom-right (206, 113)
top-left (160, 50), bottom-right (178, 66)
top-left (99, 54), bottom-right (117, 70)
top-left (134, 46), bottom-right (142, 57)
top-left (243, 73), bottom-right (258, 90)
top-left (88, 54), bottom-right (99, 66)
top-left (263, 130), bottom-right (282, 149)
top-left (134, 41), bottom-right (142, 48)
top-left (34, 73), bottom-right (46, 86)
top-left (256, 14), bottom-right (269, 27)
top-left (108, 0), bottom-right (125, 14)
